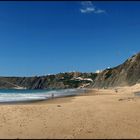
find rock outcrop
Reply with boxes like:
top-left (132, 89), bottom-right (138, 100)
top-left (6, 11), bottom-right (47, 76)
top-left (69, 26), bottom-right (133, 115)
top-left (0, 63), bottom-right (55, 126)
top-left (0, 72), bottom-right (97, 89)
top-left (92, 52), bottom-right (140, 88)
top-left (0, 52), bottom-right (140, 89)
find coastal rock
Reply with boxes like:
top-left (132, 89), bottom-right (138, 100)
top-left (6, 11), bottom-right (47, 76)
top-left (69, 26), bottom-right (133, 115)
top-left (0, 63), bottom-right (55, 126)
top-left (92, 52), bottom-right (140, 88)
top-left (0, 72), bottom-right (97, 89)
top-left (0, 52), bottom-right (140, 89)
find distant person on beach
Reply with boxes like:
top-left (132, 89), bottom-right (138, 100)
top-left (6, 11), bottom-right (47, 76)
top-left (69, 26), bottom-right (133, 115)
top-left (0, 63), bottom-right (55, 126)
top-left (52, 93), bottom-right (54, 98)
top-left (115, 89), bottom-right (118, 93)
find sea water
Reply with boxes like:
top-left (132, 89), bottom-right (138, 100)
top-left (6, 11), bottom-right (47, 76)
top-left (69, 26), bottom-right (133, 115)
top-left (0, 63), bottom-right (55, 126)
top-left (0, 88), bottom-right (86, 103)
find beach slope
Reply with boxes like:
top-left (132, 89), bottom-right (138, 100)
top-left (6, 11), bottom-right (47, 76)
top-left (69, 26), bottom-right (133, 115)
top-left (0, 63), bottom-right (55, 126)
top-left (0, 85), bottom-right (140, 138)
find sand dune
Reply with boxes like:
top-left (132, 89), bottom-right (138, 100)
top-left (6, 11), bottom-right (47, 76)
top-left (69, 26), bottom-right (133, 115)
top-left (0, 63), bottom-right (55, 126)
top-left (0, 85), bottom-right (140, 138)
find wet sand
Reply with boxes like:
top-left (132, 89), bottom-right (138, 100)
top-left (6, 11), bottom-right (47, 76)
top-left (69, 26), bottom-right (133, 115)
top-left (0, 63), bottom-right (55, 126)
top-left (0, 85), bottom-right (140, 138)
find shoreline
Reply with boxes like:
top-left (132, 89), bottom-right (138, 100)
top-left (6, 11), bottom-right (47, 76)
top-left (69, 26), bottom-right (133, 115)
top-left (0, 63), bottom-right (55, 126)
top-left (0, 85), bottom-right (140, 138)
top-left (0, 88), bottom-right (92, 105)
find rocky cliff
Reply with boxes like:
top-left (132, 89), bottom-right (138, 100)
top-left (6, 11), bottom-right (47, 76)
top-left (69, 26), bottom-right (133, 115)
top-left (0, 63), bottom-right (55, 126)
top-left (0, 72), bottom-right (97, 89)
top-left (92, 52), bottom-right (140, 88)
top-left (0, 52), bottom-right (140, 89)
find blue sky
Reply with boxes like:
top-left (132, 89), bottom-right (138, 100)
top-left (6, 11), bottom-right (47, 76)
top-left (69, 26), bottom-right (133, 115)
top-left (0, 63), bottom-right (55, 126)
top-left (0, 1), bottom-right (140, 76)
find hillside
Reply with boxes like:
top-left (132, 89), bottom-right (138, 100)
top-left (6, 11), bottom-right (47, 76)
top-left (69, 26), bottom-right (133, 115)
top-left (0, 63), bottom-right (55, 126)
top-left (92, 52), bottom-right (140, 88)
top-left (0, 72), bottom-right (97, 89)
top-left (0, 52), bottom-right (140, 89)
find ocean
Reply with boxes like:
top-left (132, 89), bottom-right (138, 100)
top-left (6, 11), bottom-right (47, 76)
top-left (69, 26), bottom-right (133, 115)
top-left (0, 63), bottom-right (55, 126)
top-left (0, 88), bottom-right (86, 103)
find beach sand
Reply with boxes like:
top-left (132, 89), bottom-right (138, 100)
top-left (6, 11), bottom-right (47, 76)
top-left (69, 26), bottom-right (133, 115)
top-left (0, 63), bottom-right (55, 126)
top-left (1, 85), bottom-right (140, 139)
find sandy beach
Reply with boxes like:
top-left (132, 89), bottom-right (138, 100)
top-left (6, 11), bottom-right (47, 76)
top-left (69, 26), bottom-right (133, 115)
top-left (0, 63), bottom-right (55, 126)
top-left (0, 85), bottom-right (140, 139)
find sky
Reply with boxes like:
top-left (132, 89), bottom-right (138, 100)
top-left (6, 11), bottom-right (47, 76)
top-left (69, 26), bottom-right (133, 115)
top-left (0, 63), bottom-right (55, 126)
top-left (0, 1), bottom-right (140, 76)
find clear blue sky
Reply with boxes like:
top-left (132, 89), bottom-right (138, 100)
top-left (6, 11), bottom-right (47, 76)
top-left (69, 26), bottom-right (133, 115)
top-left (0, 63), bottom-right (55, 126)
top-left (0, 1), bottom-right (140, 76)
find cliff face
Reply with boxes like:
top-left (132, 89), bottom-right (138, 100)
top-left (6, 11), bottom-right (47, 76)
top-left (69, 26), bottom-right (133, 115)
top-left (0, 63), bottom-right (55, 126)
top-left (0, 72), bottom-right (97, 89)
top-left (92, 52), bottom-right (140, 88)
top-left (0, 52), bottom-right (140, 89)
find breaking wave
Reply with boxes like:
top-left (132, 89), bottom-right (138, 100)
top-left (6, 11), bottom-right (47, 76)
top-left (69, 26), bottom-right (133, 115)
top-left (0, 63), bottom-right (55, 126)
top-left (0, 88), bottom-right (86, 103)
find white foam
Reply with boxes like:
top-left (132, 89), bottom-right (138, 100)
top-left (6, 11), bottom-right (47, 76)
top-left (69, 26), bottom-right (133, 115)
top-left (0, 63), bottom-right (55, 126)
top-left (0, 88), bottom-right (86, 103)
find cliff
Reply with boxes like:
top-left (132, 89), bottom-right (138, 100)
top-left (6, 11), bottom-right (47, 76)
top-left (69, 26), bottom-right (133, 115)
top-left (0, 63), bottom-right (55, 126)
top-left (92, 52), bottom-right (140, 88)
top-left (0, 72), bottom-right (97, 89)
top-left (0, 52), bottom-right (140, 89)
